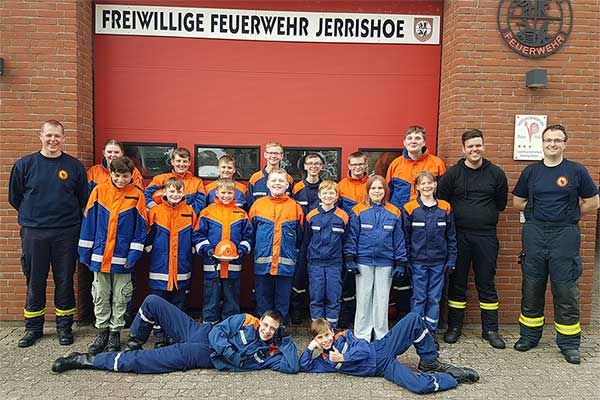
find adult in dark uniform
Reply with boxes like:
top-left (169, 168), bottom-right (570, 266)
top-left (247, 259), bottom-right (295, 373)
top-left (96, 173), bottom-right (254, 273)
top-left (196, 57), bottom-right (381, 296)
top-left (438, 129), bottom-right (508, 349)
top-left (512, 124), bottom-right (599, 364)
top-left (9, 120), bottom-right (88, 347)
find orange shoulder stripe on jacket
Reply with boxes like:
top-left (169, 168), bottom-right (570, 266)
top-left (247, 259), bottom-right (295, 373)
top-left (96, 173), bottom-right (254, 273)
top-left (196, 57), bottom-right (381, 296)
top-left (243, 314), bottom-right (260, 328)
top-left (306, 208), bottom-right (320, 222)
top-left (403, 200), bottom-right (420, 215)
top-left (384, 203), bottom-right (401, 217)
top-left (333, 208), bottom-right (349, 224)
top-left (437, 199), bottom-right (452, 215)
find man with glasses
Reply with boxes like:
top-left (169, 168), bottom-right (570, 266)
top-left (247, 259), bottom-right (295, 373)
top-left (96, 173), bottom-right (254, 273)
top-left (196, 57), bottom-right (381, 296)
top-left (290, 153), bottom-right (326, 324)
top-left (337, 151), bottom-right (369, 328)
top-left (512, 124), bottom-right (599, 364)
top-left (248, 142), bottom-right (293, 207)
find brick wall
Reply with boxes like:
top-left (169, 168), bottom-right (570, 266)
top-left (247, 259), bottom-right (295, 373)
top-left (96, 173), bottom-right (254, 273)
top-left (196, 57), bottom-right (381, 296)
top-left (438, 1), bottom-right (599, 324)
top-left (0, 0), bottom-right (93, 321)
top-left (0, 1), bottom-right (597, 325)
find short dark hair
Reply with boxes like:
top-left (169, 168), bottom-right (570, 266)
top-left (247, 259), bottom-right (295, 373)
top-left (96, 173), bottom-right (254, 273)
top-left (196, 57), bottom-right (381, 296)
top-left (348, 151), bottom-right (366, 162)
top-left (542, 124), bottom-right (568, 142)
top-left (261, 309), bottom-right (284, 325)
top-left (461, 129), bottom-right (484, 145)
top-left (304, 152), bottom-right (325, 164)
top-left (110, 156), bottom-right (135, 174)
top-left (172, 147), bottom-right (191, 160)
top-left (164, 177), bottom-right (184, 191)
top-left (405, 125), bottom-right (426, 138)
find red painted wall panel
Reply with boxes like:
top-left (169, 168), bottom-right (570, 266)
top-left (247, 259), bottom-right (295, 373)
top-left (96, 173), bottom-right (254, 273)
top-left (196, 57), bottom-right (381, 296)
top-left (94, 1), bottom-right (443, 172)
top-left (93, 0), bottom-right (443, 312)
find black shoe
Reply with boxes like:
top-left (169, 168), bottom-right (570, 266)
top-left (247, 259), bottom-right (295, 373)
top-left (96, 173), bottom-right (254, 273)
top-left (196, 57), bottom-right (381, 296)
top-left (561, 349), bottom-right (581, 365)
top-left (52, 352), bottom-right (95, 373)
top-left (57, 330), bottom-right (74, 346)
top-left (443, 328), bottom-right (461, 344)
top-left (88, 329), bottom-right (109, 355)
top-left (513, 337), bottom-right (538, 352)
top-left (106, 331), bottom-right (121, 352)
top-left (18, 331), bottom-right (43, 348)
top-left (125, 336), bottom-right (145, 351)
top-left (154, 338), bottom-right (175, 349)
top-left (482, 331), bottom-right (505, 349)
top-left (418, 358), bottom-right (480, 384)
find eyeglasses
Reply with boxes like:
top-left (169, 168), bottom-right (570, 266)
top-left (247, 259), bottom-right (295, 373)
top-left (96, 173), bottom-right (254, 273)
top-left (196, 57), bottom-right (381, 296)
top-left (265, 151), bottom-right (283, 156)
top-left (349, 163), bottom-right (366, 167)
top-left (543, 139), bottom-right (566, 144)
top-left (305, 162), bottom-right (323, 167)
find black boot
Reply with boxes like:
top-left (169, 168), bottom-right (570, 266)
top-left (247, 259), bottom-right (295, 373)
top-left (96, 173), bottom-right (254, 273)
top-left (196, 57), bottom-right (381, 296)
top-left (418, 358), bottom-right (480, 384)
top-left (443, 328), bottom-right (461, 344)
top-left (88, 329), bottom-right (109, 355)
top-left (52, 352), bottom-right (95, 373)
top-left (106, 331), bottom-right (121, 352)
top-left (445, 307), bottom-right (464, 344)
top-left (125, 336), bottom-right (145, 351)
top-left (483, 330), bottom-right (506, 349)
top-left (57, 329), bottom-right (74, 346)
top-left (18, 330), bottom-right (43, 348)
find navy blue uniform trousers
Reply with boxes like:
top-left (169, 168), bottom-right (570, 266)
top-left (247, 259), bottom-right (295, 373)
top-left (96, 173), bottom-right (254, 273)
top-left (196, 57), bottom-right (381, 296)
top-left (21, 225), bottom-right (79, 332)
top-left (94, 295), bottom-right (214, 373)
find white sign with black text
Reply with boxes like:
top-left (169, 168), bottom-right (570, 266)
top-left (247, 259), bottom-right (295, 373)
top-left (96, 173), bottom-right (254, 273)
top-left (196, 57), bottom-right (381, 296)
top-left (95, 4), bottom-right (440, 45)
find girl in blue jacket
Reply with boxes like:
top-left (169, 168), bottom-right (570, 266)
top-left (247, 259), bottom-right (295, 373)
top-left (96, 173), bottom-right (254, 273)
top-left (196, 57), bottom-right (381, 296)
top-left (343, 175), bottom-right (407, 341)
top-left (402, 171), bottom-right (457, 345)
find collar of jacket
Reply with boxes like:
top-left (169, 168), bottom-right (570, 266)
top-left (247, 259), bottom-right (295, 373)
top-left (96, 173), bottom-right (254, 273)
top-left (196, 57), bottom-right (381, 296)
top-left (171, 170), bottom-right (194, 179)
top-left (214, 197), bottom-right (237, 208)
top-left (347, 172), bottom-right (368, 183)
top-left (269, 194), bottom-right (291, 203)
top-left (403, 146), bottom-right (430, 161)
top-left (109, 180), bottom-right (136, 191)
top-left (161, 197), bottom-right (188, 209)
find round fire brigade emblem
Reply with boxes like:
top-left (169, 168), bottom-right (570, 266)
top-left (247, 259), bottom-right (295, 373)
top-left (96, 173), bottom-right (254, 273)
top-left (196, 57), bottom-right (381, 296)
top-left (497, 0), bottom-right (572, 58)
top-left (58, 170), bottom-right (69, 180)
top-left (556, 176), bottom-right (568, 188)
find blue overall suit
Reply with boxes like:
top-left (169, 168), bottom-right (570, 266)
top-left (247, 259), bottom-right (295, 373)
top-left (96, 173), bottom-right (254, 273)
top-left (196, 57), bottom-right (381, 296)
top-left (300, 312), bottom-right (458, 394)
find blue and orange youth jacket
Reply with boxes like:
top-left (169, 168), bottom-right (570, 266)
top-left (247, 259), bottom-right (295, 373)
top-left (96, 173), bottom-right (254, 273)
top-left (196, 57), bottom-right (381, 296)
top-left (344, 202), bottom-right (407, 267)
top-left (145, 198), bottom-right (200, 291)
top-left (402, 198), bottom-right (457, 267)
top-left (247, 167), bottom-right (293, 207)
top-left (305, 206), bottom-right (349, 265)
top-left (78, 181), bottom-right (147, 274)
top-left (208, 313), bottom-right (300, 373)
top-left (248, 195), bottom-right (304, 277)
top-left (196, 199), bottom-right (253, 279)
top-left (87, 159), bottom-right (144, 194)
top-left (205, 180), bottom-right (249, 210)
top-left (386, 148), bottom-right (446, 209)
top-left (337, 173), bottom-right (368, 214)
top-left (299, 329), bottom-right (376, 376)
top-left (292, 178), bottom-right (321, 216)
top-left (145, 170), bottom-right (206, 215)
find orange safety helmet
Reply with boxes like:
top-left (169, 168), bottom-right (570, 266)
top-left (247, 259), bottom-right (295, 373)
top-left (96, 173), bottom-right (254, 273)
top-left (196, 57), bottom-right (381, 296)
top-left (214, 239), bottom-right (238, 260)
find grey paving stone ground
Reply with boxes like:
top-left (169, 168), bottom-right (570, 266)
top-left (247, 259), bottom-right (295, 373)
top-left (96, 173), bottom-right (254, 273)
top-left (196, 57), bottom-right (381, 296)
top-left (0, 322), bottom-right (598, 400)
